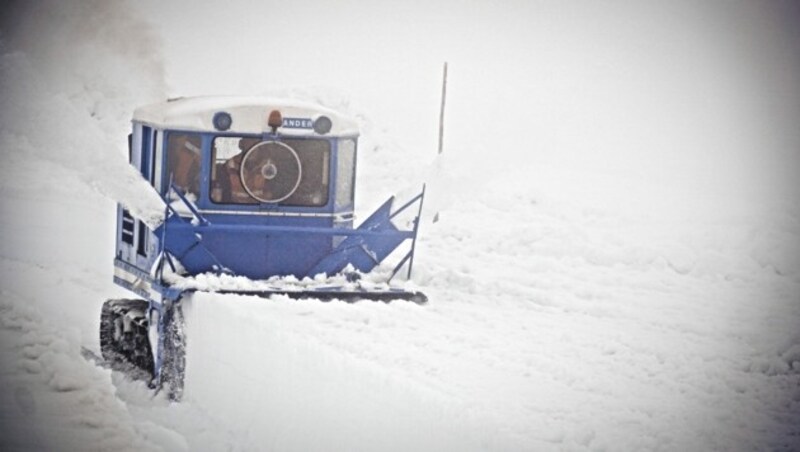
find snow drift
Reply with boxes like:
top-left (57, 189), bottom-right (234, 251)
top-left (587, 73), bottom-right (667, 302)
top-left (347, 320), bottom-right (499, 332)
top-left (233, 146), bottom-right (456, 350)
top-left (1, 1), bottom-right (800, 451)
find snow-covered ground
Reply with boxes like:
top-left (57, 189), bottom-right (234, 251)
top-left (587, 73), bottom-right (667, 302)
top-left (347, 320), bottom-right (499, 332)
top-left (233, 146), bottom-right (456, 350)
top-left (2, 1), bottom-right (799, 450)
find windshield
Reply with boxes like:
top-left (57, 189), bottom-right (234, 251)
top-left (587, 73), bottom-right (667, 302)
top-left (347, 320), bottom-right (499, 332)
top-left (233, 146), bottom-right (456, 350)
top-left (210, 136), bottom-right (330, 207)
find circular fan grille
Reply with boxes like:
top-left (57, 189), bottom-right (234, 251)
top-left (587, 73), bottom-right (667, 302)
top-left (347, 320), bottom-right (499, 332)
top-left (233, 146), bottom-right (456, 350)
top-left (239, 141), bottom-right (302, 203)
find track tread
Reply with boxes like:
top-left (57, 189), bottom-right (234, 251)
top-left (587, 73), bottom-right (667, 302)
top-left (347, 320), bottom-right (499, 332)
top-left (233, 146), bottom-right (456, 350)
top-left (159, 303), bottom-right (186, 401)
top-left (99, 299), bottom-right (155, 383)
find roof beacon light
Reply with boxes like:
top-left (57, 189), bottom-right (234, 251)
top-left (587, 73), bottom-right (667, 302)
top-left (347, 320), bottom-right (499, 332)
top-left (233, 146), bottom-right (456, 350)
top-left (212, 111), bottom-right (232, 131)
top-left (313, 115), bottom-right (332, 135)
top-left (268, 110), bottom-right (282, 133)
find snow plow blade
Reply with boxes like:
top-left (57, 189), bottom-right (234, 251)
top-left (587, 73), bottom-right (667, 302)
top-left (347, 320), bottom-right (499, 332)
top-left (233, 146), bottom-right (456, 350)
top-left (211, 288), bottom-right (428, 304)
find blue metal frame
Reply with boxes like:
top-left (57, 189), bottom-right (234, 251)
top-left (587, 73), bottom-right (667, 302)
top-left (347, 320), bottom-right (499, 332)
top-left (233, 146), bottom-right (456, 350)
top-left (117, 122), bottom-right (427, 284)
top-left (153, 180), bottom-right (424, 280)
top-left (118, 123), bottom-right (424, 282)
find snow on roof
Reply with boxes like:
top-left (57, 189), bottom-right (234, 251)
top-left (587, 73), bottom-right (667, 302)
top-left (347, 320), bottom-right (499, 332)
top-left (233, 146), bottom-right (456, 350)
top-left (133, 96), bottom-right (359, 136)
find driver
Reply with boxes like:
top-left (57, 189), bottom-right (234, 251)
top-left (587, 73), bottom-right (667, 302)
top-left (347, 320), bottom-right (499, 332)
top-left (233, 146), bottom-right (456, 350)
top-left (219, 138), bottom-right (261, 203)
top-left (167, 134), bottom-right (201, 198)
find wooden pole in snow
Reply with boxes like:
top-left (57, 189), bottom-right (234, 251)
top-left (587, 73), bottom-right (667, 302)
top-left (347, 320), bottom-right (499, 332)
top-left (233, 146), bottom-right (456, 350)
top-left (438, 62), bottom-right (448, 155)
top-left (433, 62), bottom-right (448, 223)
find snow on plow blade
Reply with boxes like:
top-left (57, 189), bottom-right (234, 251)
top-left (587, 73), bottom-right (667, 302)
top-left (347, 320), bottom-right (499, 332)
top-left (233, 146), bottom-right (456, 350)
top-left (215, 287), bottom-right (428, 304)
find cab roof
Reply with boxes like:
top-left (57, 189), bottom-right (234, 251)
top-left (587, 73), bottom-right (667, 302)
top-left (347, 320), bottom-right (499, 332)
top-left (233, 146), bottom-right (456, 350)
top-left (133, 96), bottom-right (359, 137)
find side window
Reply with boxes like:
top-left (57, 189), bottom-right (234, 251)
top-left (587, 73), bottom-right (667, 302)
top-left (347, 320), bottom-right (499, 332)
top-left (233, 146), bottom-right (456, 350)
top-left (121, 209), bottom-right (135, 245)
top-left (153, 131), bottom-right (163, 192)
top-left (140, 126), bottom-right (152, 180)
top-left (166, 133), bottom-right (202, 198)
top-left (127, 133), bottom-right (133, 163)
top-left (335, 139), bottom-right (356, 208)
top-left (136, 221), bottom-right (148, 256)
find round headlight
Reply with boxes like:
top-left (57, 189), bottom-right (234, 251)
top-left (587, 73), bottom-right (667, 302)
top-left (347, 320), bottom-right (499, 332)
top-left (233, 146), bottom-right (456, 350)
top-left (313, 115), bottom-right (332, 135)
top-left (213, 111), bottom-right (232, 131)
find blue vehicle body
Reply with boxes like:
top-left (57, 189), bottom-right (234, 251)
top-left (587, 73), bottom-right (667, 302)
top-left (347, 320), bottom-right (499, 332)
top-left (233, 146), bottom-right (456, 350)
top-left (104, 97), bottom-right (426, 397)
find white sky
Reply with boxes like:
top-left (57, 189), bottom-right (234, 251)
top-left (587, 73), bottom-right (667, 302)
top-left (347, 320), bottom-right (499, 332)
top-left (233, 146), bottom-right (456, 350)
top-left (139, 1), bottom-right (800, 210)
top-left (3, 0), bottom-right (799, 212)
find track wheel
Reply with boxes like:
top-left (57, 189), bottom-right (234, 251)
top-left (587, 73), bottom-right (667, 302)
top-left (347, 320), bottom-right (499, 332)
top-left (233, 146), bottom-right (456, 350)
top-left (99, 299), bottom-right (154, 381)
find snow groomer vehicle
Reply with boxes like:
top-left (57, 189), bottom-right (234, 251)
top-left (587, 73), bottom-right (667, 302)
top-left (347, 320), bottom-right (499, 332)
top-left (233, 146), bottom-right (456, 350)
top-left (101, 96), bottom-right (426, 399)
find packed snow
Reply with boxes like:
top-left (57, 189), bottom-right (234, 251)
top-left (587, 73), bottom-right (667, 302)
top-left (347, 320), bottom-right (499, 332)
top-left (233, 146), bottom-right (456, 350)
top-left (1, 1), bottom-right (799, 451)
